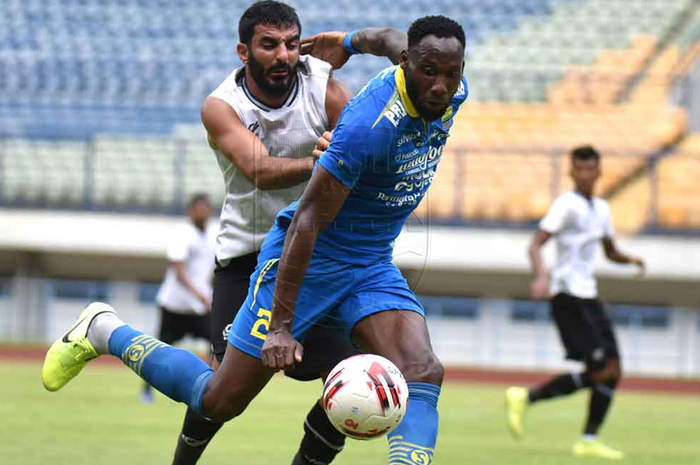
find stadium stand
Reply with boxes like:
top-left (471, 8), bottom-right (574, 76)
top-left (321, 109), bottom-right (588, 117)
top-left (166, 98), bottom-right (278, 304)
top-left (655, 135), bottom-right (700, 230)
top-left (0, 0), bottom-right (698, 233)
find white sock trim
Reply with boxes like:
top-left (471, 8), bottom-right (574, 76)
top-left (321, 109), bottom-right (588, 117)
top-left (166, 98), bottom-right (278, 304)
top-left (87, 313), bottom-right (125, 354)
top-left (304, 419), bottom-right (344, 452)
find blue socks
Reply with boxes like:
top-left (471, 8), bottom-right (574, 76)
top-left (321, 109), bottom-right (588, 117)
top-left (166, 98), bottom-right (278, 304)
top-left (387, 382), bottom-right (440, 464)
top-left (108, 325), bottom-right (213, 415)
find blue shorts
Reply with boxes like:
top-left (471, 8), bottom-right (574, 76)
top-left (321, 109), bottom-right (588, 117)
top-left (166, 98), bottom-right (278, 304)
top-left (228, 255), bottom-right (424, 360)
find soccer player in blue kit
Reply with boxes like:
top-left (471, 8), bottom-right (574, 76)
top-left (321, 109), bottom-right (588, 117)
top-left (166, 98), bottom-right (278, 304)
top-left (43, 15), bottom-right (467, 464)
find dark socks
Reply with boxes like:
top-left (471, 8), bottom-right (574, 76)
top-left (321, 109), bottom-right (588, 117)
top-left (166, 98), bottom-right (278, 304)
top-left (529, 372), bottom-right (592, 403)
top-left (291, 402), bottom-right (345, 465)
top-left (172, 408), bottom-right (224, 465)
top-left (584, 379), bottom-right (618, 435)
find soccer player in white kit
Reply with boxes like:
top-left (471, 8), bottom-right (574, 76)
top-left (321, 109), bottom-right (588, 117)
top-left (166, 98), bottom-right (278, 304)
top-left (172, 2), bottom-right (407, 464)
top-left (142, 194), bottom-right (216, 403)
top-left (506, 146), bottom-right (645, 460)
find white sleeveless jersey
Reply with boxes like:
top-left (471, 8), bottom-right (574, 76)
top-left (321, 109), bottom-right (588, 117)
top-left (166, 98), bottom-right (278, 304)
top-left (209, 55), bottom-right (331, 262)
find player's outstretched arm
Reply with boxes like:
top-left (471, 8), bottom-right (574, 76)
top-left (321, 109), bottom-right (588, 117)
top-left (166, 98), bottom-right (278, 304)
top-left (201, 97), bottom-right (315, 190)
top-left (602, 237), bottom-right (646, 276)
top-left (301, 27), bottom-right (407, 69)
top-left (262, 166), bottom-right (351, 370)
top-left (529, 229), bottom-right (552, 299)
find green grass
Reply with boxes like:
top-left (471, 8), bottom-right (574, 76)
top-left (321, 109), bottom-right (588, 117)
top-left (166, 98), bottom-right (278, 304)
top-left (2, 361), bottom-right (699, 464)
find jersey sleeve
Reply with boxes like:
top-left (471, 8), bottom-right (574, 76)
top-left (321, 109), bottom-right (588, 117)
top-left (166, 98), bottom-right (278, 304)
top-left (318, 105), bottom-right (385, 189)
top-left (165, 225), bottom-right (190, 262)
top-left (603, 202), bottom-right (615, 238)
top-left (539, 196), bottom-right (570, 234)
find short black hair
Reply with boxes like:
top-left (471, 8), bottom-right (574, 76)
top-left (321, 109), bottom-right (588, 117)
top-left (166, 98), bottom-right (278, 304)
top-left (188, 193), bottom-right (210, 207)
top-left (407, 15), bottom-right (465, 50)
top-left (239, 1), bottom-right (301, 44)
top-left (571, 145), bottom-right (601, 164)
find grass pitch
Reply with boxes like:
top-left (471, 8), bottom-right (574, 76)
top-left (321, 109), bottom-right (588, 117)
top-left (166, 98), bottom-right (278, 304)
top-left (2, 361), bottom-right (698, 464)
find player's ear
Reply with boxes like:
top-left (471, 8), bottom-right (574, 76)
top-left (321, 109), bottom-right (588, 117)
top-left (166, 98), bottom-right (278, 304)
top-left (399, 50), bottom-right (409, 71)
top-left (237, 42), bottom-right (249, 64)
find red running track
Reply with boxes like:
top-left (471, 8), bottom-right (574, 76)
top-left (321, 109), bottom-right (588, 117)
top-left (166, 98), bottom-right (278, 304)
top-left (3, 345), bottom-right (698, 396)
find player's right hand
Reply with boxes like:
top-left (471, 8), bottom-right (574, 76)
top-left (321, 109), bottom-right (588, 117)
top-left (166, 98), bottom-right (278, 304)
top-left (261, 329), bottom-right (303, 370)
top-left (301, 32), bottom-right (351, 70)
top-left (312, 131), bottom-right (333, 159)
top-left (530, 276), bottom-right (550, 300)
top-left (197, 293), bottom-right (212, 312)
top-left (631, 256), bottom-right (646, 277)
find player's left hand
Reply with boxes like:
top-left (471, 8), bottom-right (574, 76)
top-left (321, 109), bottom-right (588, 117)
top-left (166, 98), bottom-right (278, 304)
top-left (631, 256), bottom-right (646, 277)
top-left (301, 32), bottom-right (351, 70)
top-left (312, 131), bottom-right (332, 159)
top-left (261, 329), bottom-right (303, 370)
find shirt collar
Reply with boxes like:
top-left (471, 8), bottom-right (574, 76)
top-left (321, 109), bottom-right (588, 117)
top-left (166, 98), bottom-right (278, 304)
top-left (394, 66), bottom-right (419, 118)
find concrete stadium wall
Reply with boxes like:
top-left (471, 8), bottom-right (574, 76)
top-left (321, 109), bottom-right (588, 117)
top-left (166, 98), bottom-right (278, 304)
top-left (1, 210), bottom-right (699, 378)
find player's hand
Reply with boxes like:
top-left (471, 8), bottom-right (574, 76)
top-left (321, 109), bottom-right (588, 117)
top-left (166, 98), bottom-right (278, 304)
top-left (301, 32), bottom-right (351, 70)
top-left (261, 329), bottom-right (303, 370)
top-left (530, 275), bottom-right (550, 300)
top-left (631, 256), bottom-right (646, 277)
top-left (197, 294), bottom-right (212, 312)
top-left (312, 131), bottom-right (333, 159)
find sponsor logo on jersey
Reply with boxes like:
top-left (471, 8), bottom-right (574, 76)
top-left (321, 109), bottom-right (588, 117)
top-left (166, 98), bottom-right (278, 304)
top-left (441, 106), bottom-right (453, 122)
top-left (396, 146), bottom-right (443, 174)
top-left (376, 191), bottom-right (424, 207)
top-left (383, 99), bottom-right (408, 127)
top-left (247, 121), bottom-right (260, 135)
top-left (396, 132), bottom-right (421, 147)
top-left (394, 169), bottom-right (436, 192)
top-left (441, 106), bottom-right (455, 131)
top-left (396, 147), bottom-right (421, 161)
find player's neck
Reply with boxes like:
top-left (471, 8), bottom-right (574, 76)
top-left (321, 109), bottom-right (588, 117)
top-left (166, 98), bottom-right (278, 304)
top-left (243, 71), bottom-right (296, 109)
top-left (192, 220), bottom-right (206, 232)
top-left (575, 188), bottom-right (594, 201)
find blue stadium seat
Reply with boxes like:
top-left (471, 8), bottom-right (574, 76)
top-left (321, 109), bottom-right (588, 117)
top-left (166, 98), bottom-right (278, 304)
top-left (1, 0), bottom-right (588, 138)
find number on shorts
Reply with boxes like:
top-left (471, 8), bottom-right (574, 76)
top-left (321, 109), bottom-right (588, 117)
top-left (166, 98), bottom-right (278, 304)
top-left (250, 308), bottom-right (272, 340)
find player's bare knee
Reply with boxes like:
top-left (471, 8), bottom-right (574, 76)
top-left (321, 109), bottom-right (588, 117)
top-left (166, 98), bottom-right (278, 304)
top-left (400, 352), bottom-right (444, 386)
top-left (205, 397), bottom-right (248, 422)
top-left (590, 361), bottom-right (620, 385)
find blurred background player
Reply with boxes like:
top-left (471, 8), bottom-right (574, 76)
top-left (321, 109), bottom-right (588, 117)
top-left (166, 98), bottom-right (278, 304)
top-left (506, 145), bottom-right (646, 460)
top-left (41, 14), bottom-right (467, 465)
top-left (142, 193), bottom-right (216, 404)
top-left (168, 2), bottom-right (408, 464)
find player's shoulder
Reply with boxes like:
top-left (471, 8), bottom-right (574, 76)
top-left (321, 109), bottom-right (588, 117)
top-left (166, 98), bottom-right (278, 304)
top-left (209, 67), bottom-right (244, 98)
top-left (335, 67), bottom-right (400, 137)
top-left (553, 190), bottom-right (577, 204)
top-left (548, 191), bottom-right (580, 212)
top-left (173, 221), bottom-right (198, 242)
top-left (593, 196), bottom-right (611, 213)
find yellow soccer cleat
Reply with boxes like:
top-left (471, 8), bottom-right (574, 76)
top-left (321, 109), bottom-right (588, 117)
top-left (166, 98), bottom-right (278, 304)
top-left (572, 439), bottom-right (625, 460)
top-left (42, 302), bottom-right (116, 392)
top-left (505, 386), bottom-right (529, 439)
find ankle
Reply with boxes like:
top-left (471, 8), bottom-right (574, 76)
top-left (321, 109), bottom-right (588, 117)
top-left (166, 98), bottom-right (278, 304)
top-left (87, 313), bottom-right (124, 354)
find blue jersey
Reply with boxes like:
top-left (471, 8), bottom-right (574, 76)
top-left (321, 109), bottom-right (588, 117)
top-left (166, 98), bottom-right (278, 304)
top-left (276, 66), bottom-right (468, 266)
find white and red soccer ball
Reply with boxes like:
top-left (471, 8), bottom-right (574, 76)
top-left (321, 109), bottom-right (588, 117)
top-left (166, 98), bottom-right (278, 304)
top-left (322, 354), bottom-right (408, 440)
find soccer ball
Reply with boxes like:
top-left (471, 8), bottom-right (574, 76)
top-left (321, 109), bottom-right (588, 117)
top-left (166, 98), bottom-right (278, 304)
top-left (322, 354), bottom-right (408, 440)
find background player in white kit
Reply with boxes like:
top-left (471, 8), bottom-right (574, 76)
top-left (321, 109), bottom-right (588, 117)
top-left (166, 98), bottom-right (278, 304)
top-left (170, 2), bottom-right (407, 464)
top-left (142, 194), bottom-right (216, 403)
top-left (505, 146), bottom-right (645, 461)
